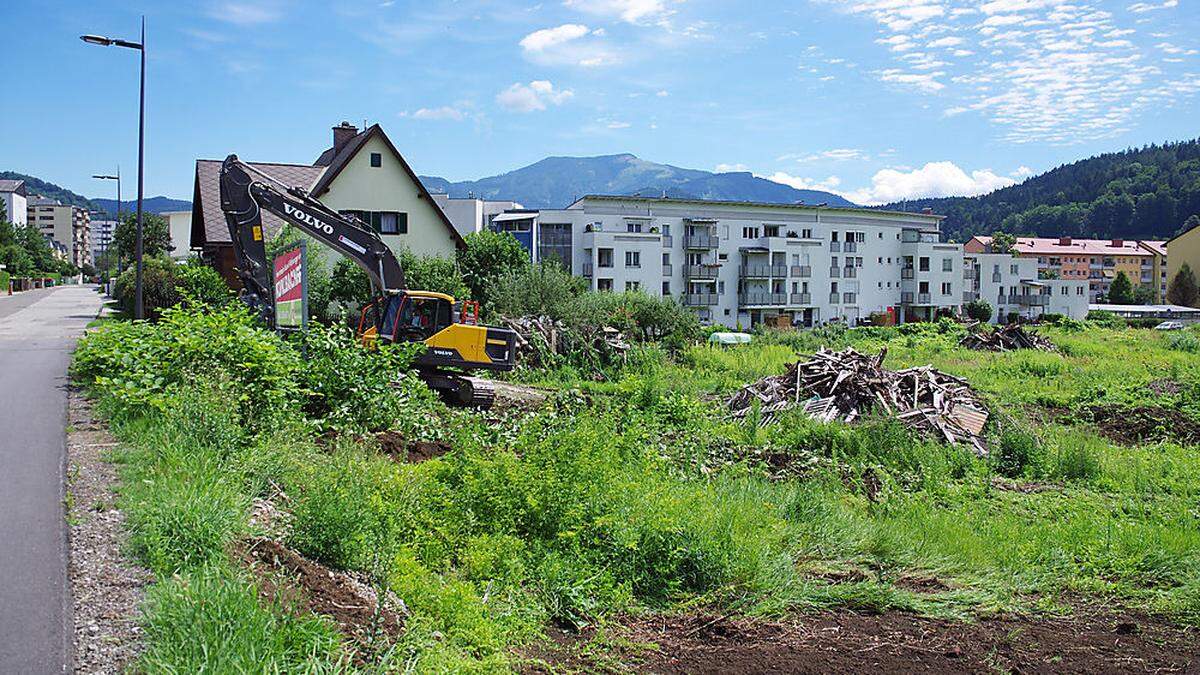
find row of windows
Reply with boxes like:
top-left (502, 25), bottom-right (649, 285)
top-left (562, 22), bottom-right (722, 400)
top-left (338, 210), bottom-right (408, 235)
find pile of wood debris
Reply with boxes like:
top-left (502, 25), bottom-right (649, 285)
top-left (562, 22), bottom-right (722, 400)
top-left (959, 324), bottom-right (1055, 352)
top-left (727, 347), bottom-right (990, 455)
top-left (501, 315), bottom-right (630, 368)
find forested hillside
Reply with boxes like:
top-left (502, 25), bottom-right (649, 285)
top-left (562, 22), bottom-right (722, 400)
top-left (881, 140), bottom-right (1200, 243)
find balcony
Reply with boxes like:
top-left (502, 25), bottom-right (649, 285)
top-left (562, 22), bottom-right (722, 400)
top-left (829, 241), bottom-right (842, 252)
top-left (583, 262), bottom-right (593, 277)
top-left (661, 235), bottom-right (673, 248)
top-left (964, 268), bottom-right (978, 280)
top-left (684, 264), bottom-right (720, 280)
top-left (997, 294), bottom-right (1006, 305)
top-left (843, 267), bottom-right (857, 279)
top-left (843, 242), bottom-right (858, 253)
top-left (843, 293), bottom-right (858, 304)
top-left (790, 292), bottom-right (812, 305)
top-left (829, 266), bottom-right (841, 278)
top-left (901, 268), bottom-right (915, 280)
top-left (683, 293), bottom-right (719, 306)
top-left (918, 292), bottom-right (932, 304)
top-left (662, 264), bottom-right (673, 276)
top-left (739, 264), bottom-right (773, 278)
top-left (1019, 294), bottom-right (1049, 306)
top-left (1008, 294), bottom-right (1022, 304)
top-left (963, 291), bottom-right (976, 302)
top-left (738, 292), bottom-right (787, 306)
top-left (791, 265), bottom-right (812, 278)
top-left (902, 292), bottom-right (914, 303)
top-left (684, 233), bottom-right (719, 249)
top-left (829, 292), bottom-right (840, 304)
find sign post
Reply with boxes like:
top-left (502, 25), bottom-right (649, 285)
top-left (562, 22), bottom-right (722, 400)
top-left (273, 243), bottom-right (307, 332)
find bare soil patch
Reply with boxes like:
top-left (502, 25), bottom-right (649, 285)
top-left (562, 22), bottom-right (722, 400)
top-left (1082, 404), bottom-right (1200, 446)
top-left (238, 537), bottom-right (404, 650)
top-left (67, 388), bottom-right (152, 674)
top-left (376, 431), bottom-right (452, 463)
top-left (523, 608), bottom-right (1200, 674)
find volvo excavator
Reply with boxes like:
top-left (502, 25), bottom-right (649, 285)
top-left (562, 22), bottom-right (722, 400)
top-left (218, 154), bottom-right (517, 407)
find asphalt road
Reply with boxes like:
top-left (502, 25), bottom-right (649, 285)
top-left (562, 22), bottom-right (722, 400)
top-left (0, 286), bottom-right (106, 674)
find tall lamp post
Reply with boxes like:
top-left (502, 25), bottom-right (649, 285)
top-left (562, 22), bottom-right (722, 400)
top-left (82, 18), bottom-right (145, 319)
top-left (92, 170), bottom-right (120, 274)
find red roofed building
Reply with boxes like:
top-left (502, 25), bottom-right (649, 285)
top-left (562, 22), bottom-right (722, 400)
top-left (964, 235), bottom-right (1166, 302)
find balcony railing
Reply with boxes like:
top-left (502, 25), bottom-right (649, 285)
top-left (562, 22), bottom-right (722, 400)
top-left (843, 293), bottom-right (857, 304)
top-left (901, 268), bottom-right (915, 280)
top-left (583, 262), bottom-right (593, 276)
top-left (684, 233), bottom-right (719, 249)
top-left (964, 268), bottom-right (978, 280)
top-left (661, 235), bottom-right (673, 248)
top-left (829, 292), bottom-right (841, 304)
top-left (791, 265), bottom-right (811, 278)
top-left (963, 291), bottom-right (976, 302)
top-left (738, 292), bottom-right (787, 306)
top-left (739, 264), bottom-right (773, 278)
top-left (829, 266), bottom-right (841, 278)
top-left (683, 293), bottom-right (719, 306)
top-left (662, 264), bottom-right (673, 276)
top-left (790, 292), bottom-right (812, 305)
top-left (829, 241), bottom-right (842, 252)
top-left (902, 292), bottom-right (914, 303)
top-left (918, 292), bottom-right (932, 304)
top-left (843, 267), bottom-right (857, 279)
top-left (1019, 294), bottom-right (1049, 306)
top-left (684, 264), bottom-right (719, 280)
top-left (1008, 294), bottom-right (1022, 304)
top-left (843, 242), bottom-right (858, 253)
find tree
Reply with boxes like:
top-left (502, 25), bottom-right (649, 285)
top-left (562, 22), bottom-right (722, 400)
top-left (113, 213), bottom-right (173, 262)
top-left (401, 249), bottom-right (469, 300)
top-left (964, 299), bottom-right (993, 323)
top-left (1167, 263), bottom-right (1199, 307)
top-left (1176, 214), bottom-right (1200, 239)
top-left (455, 229), bottom-right (530, 311)
top-left (1108, 271), bottom-right (1135, 305)
top-left (1133, 283), bottom-right (1157, 305)
top-left (990, 231), bottom-right (1017, 254)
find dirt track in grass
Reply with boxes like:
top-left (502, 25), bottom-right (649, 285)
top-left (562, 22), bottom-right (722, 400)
top-left (524, 607), bottom-right (1200, 674)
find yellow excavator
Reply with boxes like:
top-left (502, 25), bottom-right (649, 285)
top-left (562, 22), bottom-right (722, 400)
top-left (218, 154), bottom-right (517, 406)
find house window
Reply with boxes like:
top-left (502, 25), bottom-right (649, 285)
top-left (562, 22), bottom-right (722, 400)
top-left (662, 252), bottom-right (670, 265)
top-left (370, 152), bottom-right (382, 167)
top-left (919, 257), bottom-right (930, 272)
top-left (625, 281), bottom-right (640, 291)
top-left (742, 226), bottom-right (760, 239)
top-left (662, 281), bottom-right (670, 295)
top-left (379, 212), bottom-right (407, 234)
top-left (1010, 264), bottom-right (1019, 274)
top-left (801, 228), bottom-right (813, 238)
top-left (597, 278), bottom-right (614, 291)
top-left (941, 282), bottom-right (952, 295)
top-left (598, 248), bottom-right (614, 268)
top-left (764, 224), bottom-right (780, 237)
top-left (627, 221), bottom-right (643, 233)
top-left (942, 258), bottom-right (953, 272)
top-left (625, 251), bottom-right (641, 268)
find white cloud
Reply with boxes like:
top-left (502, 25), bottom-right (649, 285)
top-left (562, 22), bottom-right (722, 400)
top-left (876, 68), bottom-right (945, 92)
top-left (520, 24), bottom-right (591, 52)
top-left (761, 173), bottom-right (843, 192)
top-left (1012, 165), bottom-right (1034, 177)
top-left (927, 36), bottom-right (965, 48)
top-left (563, 0), bottom-right (673, 24)
top-left (715, 163), bottom-right (749, 173)
top-left (781, 148), bottom-right (869, 163)
top-left (1128, 0), bottom-right (1178, 13)
top-left (606, 120), bottom-right (632, 129)
top-left (208, 1), bottom-right (280, 25)
top-left (840, 162), bottom-right (1019, 205)
top-left (655, 89), bottom-right (670, 97)
top-left (405, 106), bottom-right (467, 121)
top-left (495, 81), bottom-right (574, 113)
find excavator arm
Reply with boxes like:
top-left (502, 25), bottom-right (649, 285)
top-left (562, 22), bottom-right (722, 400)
top-left (218, 154), bottom-right (404, 323)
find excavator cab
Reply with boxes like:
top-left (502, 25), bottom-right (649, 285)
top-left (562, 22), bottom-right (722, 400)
top-left (356, 292), bottom-right (515, 372)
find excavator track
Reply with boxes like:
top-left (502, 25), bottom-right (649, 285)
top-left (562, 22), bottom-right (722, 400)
top-left (419, 371), bottom-right (547, 410)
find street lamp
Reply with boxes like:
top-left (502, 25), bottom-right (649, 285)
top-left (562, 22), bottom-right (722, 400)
top-left (82, 18), bottom-right (146, 319)
top-left (92, 170), bottom-right (121, 273)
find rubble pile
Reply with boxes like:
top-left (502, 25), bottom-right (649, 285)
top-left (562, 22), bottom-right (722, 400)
top-left (502, 315), bottom-right (630, 368)
top-left (727, 347), bottom-right (990, 455)
top-left (959, 324), bottom-right (1056, 352)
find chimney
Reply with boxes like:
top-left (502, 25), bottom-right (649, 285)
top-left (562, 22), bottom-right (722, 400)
top-left (1058, 236), bottom-right (1072, 246)
top-left (921, 207), bottom-right (933, 215)
top-left (332, 121), bottom-right (358, 153)
top-left (1111, 238), bottom-right (1124, 247)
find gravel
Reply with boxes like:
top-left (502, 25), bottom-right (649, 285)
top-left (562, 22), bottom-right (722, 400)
top-left (66, 388), bottom-right (151, 674)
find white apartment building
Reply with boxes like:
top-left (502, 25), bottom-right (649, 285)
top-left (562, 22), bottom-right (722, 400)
top-left (0, 180), bottom-right (28, 225)
top-left (90, 213), bottom-right (116, 261)
top-left (964, 253), bottom-right (1088, 322)
top-left (27, 197), bottom-right (92, 269)
top-left (431, 193), bottom-right (524, 238)
top-left (530, 196), bottom-right (970, 328)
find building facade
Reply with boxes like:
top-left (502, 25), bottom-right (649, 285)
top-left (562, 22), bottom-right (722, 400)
top-left (1166, 223), bottom-right (1200, 304)
top-left (89, 213), bottom-right (116, 262)
top-left (431, 194), bottom-right (523, 238)
top-left (965, 236), bottom-right (1163, 302)
top-left (27, 197), bottom-right (92, 269)
top-left (964, 253), bottom-right (1089, 322)
top-left (518, 196), bottom-right (976, 328)
top-left (0, 180), bottom-right (28, 226)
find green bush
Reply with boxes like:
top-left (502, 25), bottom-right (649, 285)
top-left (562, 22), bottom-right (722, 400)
top-left (1166, 327), bottom-right (1200, 353)
top-left (964, 299), bottom-right (993, 323)
top-left (114, 256), bottom-right (181, 320)
top-left (992, 426), bottom-right (1044, 478)
top-left (175, 258), bottom-right (231, 309)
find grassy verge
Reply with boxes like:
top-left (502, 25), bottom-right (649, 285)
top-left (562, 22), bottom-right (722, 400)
top-left (73, 309), bottom-right (1200, 671)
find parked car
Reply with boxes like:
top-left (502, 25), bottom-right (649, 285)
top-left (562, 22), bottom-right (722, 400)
top-left (1154, 320), bottom-right (1185, 331)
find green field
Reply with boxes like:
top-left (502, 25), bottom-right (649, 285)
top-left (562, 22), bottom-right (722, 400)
top-left (71, 307), bottom-right (1200, 671)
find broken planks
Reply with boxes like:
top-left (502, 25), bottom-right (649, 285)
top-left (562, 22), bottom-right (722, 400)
top-left (727, 347), bottom-right (990, 455)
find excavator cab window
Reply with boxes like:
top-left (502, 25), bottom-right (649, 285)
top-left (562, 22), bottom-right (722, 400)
top-left (394, 296), bottom-right (452, 341)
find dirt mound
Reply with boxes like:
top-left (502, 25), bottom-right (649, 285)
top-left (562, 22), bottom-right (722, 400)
top-left (525, 608), bottom-right (1199, 674)
top-left (1147, 378), bottom-right (1185, 397)
top-left (1082, 405), bottom-right (1200, 446)
top-left (376, 431), bottom-right (452, 463)
top-left (239, 537), bottom-right (404, 646)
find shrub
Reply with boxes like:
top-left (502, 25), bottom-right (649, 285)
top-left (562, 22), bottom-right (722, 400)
top-left (456, 229), bottom-right (530, 311)
top-left (964, 299), bottom-right (993, 323)
top-left (992, 426), bottom-right (1044, 478)
top-left (1048, 439), bottom-right (1101, 482)
top-left (175, 258), bottom-right (231, 309)
top-left (1166, 328), bottom-right (1200, 353)
top-left (491, 262), bottom-right (588, 320)
top-left (114, 256), bottom-right (181, 320)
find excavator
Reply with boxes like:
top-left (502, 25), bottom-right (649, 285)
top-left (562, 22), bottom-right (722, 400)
top-left (218, 154), bottom-right (517, 407)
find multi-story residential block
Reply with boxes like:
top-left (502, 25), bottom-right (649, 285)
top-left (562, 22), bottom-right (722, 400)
top-left (1166, 222), bottom-right (1200, 302)
top-left (515, 195), bottom-right (972, 328)
top-left (0, 179), bottom-right (28, 225)
top-left (1138, 240), bottom-right (1169, 302)
top-left (431, 193), bottom-right (524, 238)
top-left (965, 236), bottom-right (1160, 302)
top-left (964, 253), bottom-right (1089, 322)
top-left (26, 197), bottom-right (92, 269)
top-left (161, 210), bottom-right (194, 259)
top-left (89, 212), bottom-right (117, 261)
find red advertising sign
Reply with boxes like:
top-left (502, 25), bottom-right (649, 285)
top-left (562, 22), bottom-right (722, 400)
top-left (273, 244), bottom-right (307, 329)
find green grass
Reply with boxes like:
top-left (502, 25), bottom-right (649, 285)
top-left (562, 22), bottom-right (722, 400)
top-left (75, 313), bottom-right (1200, 671)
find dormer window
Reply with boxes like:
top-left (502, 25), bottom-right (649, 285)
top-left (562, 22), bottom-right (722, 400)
top-left (370, 152), bottom-right (382, 167)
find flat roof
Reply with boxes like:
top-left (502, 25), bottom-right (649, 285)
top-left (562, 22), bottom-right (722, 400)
top-left (573, 194), bottom-right (944, 220)
top-left (1089, 303), bottom-right (1200, 313)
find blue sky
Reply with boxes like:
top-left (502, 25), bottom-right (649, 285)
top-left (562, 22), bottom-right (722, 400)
top-left (4, 0), bottom-right (1198, 205)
